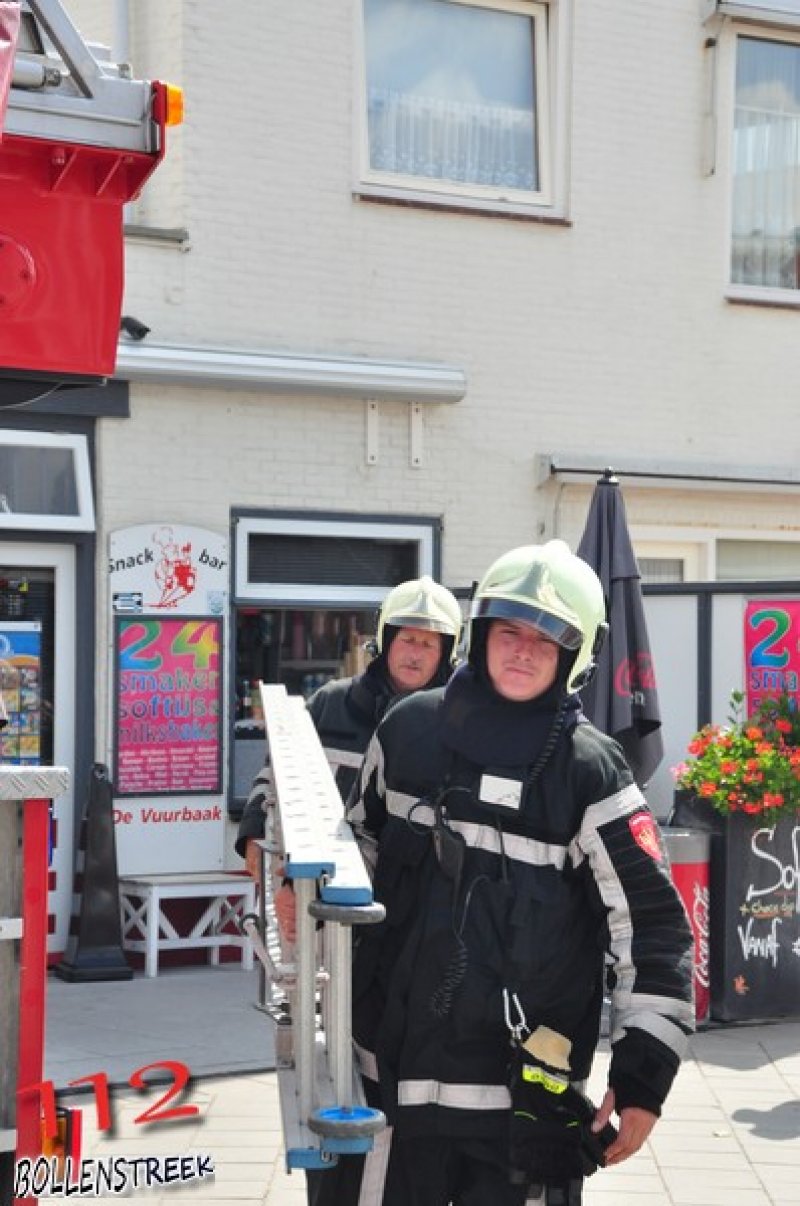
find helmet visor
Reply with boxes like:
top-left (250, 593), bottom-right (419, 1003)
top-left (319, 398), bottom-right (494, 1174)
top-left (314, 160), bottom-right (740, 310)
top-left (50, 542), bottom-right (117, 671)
top-left (471, 597), bottom-right (582, 650)
top-left (385, 614), bottom-right (455, 636)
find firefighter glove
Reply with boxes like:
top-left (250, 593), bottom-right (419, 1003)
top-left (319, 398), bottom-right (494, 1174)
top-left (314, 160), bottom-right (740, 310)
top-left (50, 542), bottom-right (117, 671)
top-left (508, 1040), bottom-right (615, 1188)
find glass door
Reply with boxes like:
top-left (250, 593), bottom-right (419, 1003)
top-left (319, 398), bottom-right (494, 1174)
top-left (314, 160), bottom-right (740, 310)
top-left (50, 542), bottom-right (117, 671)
top-left (0, 544), bottom-right (75, 957)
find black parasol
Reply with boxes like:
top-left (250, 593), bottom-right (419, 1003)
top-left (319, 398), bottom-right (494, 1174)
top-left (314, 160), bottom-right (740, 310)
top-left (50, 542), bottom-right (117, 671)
top-left (576, 470), bottom-right (664, 786)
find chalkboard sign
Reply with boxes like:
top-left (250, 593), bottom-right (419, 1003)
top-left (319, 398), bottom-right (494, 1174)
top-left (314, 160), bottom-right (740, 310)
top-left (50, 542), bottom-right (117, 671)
top-left (710, 814), bottom-right (800, 1022)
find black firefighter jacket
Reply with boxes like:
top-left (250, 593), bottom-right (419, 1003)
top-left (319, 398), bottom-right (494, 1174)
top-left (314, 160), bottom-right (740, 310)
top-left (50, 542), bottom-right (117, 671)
top-left (235, 660), bottom-right (397, 855)
top-left (347, 677), bottom-right (696, 1142)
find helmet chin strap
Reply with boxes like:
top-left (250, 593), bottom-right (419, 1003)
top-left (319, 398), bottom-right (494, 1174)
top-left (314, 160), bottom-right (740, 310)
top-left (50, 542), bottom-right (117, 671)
top-left (570, 621), bottom-right (608, 691)
top-left (571, 665), bottom-right (595, 692)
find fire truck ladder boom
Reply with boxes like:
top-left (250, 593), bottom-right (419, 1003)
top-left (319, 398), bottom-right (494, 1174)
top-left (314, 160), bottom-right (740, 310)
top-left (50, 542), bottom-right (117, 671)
top-left (0, 0), bottom-right (182, 387)
top-left (7, 0), bottom-right (163, 153)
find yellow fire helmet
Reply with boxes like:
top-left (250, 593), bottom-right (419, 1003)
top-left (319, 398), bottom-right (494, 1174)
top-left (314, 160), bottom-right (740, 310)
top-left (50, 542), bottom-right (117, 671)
top-left (470, 540), bottom-right (608, 692)
top-left (377, 576), bottom-right (462, 662)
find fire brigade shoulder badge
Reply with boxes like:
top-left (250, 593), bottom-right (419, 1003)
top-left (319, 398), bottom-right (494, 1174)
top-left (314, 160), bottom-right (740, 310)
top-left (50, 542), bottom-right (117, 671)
top-left (628, 811), bottom-right (663, 861)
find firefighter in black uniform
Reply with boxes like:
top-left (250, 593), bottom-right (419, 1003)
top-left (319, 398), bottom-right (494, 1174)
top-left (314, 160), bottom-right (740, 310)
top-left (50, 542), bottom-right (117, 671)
top-left (234, 576), bottom-right (463, 879)
top-left (344, 540), bottom-right (695, 1206)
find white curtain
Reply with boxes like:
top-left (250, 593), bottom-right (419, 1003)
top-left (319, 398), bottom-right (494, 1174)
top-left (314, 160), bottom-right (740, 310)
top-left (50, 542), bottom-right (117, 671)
top-left (367, 86), bottom-right (537, 192)
top-left (732, 38), bottom-right (800, 289)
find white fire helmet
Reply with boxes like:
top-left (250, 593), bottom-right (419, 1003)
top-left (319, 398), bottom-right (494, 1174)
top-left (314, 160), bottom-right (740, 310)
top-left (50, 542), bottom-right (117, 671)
top-left (377, 576), bottom-right (462, 663)
top-left (469, 540), bottom-right (608, 692)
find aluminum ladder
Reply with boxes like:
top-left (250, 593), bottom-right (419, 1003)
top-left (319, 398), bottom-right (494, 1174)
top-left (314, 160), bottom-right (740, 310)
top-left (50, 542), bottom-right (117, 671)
top-left (241, 684), bottom-right (385, 1172)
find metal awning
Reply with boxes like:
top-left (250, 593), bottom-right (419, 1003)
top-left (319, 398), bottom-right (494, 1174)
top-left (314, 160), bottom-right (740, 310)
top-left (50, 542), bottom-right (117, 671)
top-left (115, 342), bottom-right (467, 404)
top-left (536, 453), bottom-right (800, 492)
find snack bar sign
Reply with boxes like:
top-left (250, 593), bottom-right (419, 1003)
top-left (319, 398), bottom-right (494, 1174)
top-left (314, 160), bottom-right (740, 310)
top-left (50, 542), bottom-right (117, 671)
top-left (109, 524), bottom-right (227, 616)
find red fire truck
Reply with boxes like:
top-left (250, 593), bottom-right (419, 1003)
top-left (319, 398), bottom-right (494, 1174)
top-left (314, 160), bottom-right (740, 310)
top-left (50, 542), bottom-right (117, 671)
top-left (0, 0), bottom-right (181, 388)
top-left (0, 3), bottom-right (180, 1200)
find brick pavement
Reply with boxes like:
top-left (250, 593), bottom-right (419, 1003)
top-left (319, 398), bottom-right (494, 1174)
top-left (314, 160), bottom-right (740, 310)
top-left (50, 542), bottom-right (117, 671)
top-left (41, 1018), bottom-right (800, 1205)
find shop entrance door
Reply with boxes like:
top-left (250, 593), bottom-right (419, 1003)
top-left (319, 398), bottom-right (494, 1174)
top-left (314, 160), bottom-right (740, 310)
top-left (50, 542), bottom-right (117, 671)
top-left (0, 544), bottom-right (76, 957)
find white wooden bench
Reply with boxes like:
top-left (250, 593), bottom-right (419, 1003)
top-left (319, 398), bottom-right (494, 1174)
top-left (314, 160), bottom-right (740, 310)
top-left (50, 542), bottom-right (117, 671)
top-left (118, 872), bottom-right (256, 978)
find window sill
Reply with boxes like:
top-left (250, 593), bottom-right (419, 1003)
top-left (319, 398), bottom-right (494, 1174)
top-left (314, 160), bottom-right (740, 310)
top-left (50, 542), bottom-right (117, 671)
top-left (726, 285), bottom-right (800, 310)
top-left (354, 181), bottom-right (570, 225)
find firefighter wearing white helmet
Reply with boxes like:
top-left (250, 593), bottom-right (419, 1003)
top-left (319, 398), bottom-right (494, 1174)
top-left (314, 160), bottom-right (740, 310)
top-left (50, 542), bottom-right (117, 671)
top-left (235, 576), bottom-right (462, 879)
top-left (341, 541), bottom-right (694, 1206)
top-left (377, 574), bottom-right (463, 656)
top-left (469, 539), bottom-right (608, 693)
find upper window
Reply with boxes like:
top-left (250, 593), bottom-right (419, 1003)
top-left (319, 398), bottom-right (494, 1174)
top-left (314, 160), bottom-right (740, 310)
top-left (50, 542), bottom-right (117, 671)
top-left (233, 512), bottom-right (439, 604)
top-left (359, 0), bottom-right (563, 213)
top-left (731, 34), bottom-right (800, 291)
top-left (0, 431), bottom-right (94, 532)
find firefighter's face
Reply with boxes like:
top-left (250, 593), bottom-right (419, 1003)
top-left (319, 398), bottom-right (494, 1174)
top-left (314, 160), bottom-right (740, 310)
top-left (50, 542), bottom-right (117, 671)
top-left (386, 627), bottom-right (443, 693)
top-left (485, 619), bottom-right (559, 702)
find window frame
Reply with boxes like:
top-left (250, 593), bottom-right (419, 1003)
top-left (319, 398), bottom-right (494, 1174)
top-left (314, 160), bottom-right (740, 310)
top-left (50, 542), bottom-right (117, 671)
top-left (632, 534), bottom-right (712, 583)
top-left (0, 429), bottom-right (95, 532)
top-left (232, 510), bottom-right (439, 605)
top-left (722, 21), bottom-right (800, 306)
top-left (632, 526), bottom-right (800, 582)
top-left (633, 540), bottom-right (708, 584)
top-left (354, 0), bottom-right (571, 219)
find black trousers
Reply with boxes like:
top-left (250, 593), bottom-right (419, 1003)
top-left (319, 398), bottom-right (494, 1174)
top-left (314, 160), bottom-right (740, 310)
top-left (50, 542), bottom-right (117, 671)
top-left (306, 1134), bottom-right (533, 1206)
top-left (306, 1152), bottom-right (365, 1206)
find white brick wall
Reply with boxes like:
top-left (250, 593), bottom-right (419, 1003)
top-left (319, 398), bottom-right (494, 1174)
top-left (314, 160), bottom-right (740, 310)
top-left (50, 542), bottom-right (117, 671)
top-left (61, 0), bottom-right (800, 746)
top-left (104, 5), bottom-right (799, 525)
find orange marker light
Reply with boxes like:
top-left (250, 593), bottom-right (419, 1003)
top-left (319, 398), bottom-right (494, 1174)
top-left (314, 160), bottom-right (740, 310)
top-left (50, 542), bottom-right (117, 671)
top-left (164, 83), bottom-right (184, 126)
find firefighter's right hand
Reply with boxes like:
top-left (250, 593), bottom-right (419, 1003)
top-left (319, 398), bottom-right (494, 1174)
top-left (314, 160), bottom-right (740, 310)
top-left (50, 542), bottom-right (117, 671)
top-left (274, 881), bottom-right (297, 945)
top-left (244, 839), bottom-right (262, 882)
top-left (508, 1046), bottom-right (616, 1188)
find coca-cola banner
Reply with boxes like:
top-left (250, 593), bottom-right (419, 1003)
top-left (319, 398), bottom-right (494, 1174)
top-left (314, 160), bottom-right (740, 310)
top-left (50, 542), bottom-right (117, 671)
top-left (662, 829), bottom-right (711, 1023)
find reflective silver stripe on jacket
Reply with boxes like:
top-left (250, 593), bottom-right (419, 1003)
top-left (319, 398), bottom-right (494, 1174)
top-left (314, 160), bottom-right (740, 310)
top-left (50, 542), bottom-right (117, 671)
top-left (353, 1040), bottom-right (379, 1083)
top-left (348, 737), bottom-right (386, 829)
top-left (397, 1079), bottom-right (511, 1110)
top-left (581, 782), bottom-right (646, 834)
top-left (577, 783), bottom-right (695, 1055)
top-left (325, 746), bottom-right (364, 771)
top-left (386, 789), bottom-right (568, 870)
top-left (357, 1126), bottom-right (394, 1206)
top-left (247, 766), bottom-right (277, 813)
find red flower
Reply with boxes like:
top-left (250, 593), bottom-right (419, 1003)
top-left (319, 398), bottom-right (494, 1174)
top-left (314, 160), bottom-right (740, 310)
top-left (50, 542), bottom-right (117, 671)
top-left (676, 691), bottom-right (800, 823)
